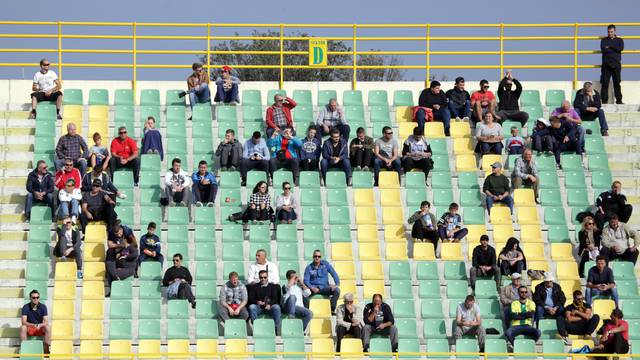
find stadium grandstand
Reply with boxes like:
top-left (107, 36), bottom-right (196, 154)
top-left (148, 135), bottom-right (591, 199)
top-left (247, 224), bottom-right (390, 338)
top-left (1, 19), bottom-right (640, 359)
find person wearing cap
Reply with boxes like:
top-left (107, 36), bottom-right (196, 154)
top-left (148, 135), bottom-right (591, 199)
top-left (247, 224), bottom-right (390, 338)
top-left (214, 65), bottom-right (241, 104)
top-left (530, 117), bottom-right (554, 154)
top-left (471, 80), bottom-right (497, 123)
top-left (335, 293), bottom-right (364, 353)
top-left (454, 295), bottom-right (486, 352)
top-left (81, 165), bottom-right (125, 200)
top-left (533, 273), bottom-right (566, 325)
top-left (506, 285), bottom-right (540, 346)
top-left (446, 76), bottom-right (471, 121)
top-left (469, 235), bottom-right (500, 290)
top-left (316, 98), bottom-right (350, 140)
top-left (556, 290), bottom-right (600, 344)
top-left (482, 162), bottom-right (513, 215)
top-left (511, 148), bottom-right (539, 202)
top-left (499, 272), bottom-right (530, 332)
top-left (79, 178), bottom-right (117, 230)
top-left (548, 115), bottom-right (580, 169)
top-left (57, 178), bottom-right (82, 223)
top-left (586, 255), bottom-right (619, 307)
top-left (25, 160), bottom-right (55, 222)
top-left (495, 70), bottom-right (529, 126)
top-left (179, 62), bottom-right (211, 109)
top-left (475, 113), bottom-right (503, 155)
top-left (599, 24), bottom-right (624, 105)
top-left (574, 81), bottom-right (609, 136)
top-left (417, 80), bottom-right (451, 136)
top-left (266, 94), bottom-right (297, 138)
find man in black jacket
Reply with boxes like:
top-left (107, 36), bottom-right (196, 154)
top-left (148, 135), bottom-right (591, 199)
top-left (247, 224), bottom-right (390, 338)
top-left (533, 273), bottom-right (566, 325)
top-left (162, 253), bottom-right (196, 308)
top-left (574, 82), bottom-right (609, 136)
top-left (81, 166), bottom-right (124, 199)
top-left (548, 116), bottom-right (579, 168)
top-left (600, 24), bottom-right (624, 104)
top-left (595, 181), bottom-right (633, 229)
top-left (446, 77), bottom-right (471, 122)
top-left (417, 81), bottom-right (451, 136)
top-left (495, 70), bottom-right (529, 126)
top-left (25, 160), bottom-right (55, 221)
top-left (363, 293), bottom-right (398, 353)
top-left (248, 270), bottom-right (282, 334)
top-left (469, 235), bottom-right (500, 289)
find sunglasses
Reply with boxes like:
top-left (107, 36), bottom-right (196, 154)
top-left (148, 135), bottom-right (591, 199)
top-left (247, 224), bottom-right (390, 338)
top-left (587, 222), bottom-right (594, 225)
top-left (259, 276), bottom-right (268, 280)
top-left (64, 222), bottom-right (71, 225)
top-left (173, 259), bottom-right (180, 263)
top-left (42, 64), bottom-right (50, 66)
top-left (119, 131), bottom-right (127, 134)
top-left (31, 296), bottom-right (40, 299)
top-left (519, 291), bottom-right (528, 294)
top-left (384, 132), bottom-right (393, 135)
top-left (284, 187), bottom-right (291, 190)
top-left (483, 86), bottom-right (490, 89)
top-left (65, 164), bottom-right (73, 167)
top-left (313, 255), bottom-right (322, 258)
top-left (92, 185), bottom-right (101, 188)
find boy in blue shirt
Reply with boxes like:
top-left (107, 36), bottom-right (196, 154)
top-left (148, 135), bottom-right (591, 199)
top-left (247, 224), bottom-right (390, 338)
top-left (139, 222), bottom-right (163, 264)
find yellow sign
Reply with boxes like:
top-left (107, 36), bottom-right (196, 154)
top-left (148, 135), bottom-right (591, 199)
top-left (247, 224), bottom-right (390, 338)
top-left (309, 39), bottom-right (328, 67)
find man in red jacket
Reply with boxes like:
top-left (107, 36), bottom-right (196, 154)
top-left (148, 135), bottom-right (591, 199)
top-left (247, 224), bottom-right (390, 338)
top-left (110, 126), bottom-right (140, 186)
top-left (265, 94), bottom-right (296, 138)
top-left (54, 158), bottom-right (82, 191)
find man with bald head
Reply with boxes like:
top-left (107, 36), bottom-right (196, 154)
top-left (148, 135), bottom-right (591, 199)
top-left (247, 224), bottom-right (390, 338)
top-left (55, 123), bottom-right (88, 175)
top-left (511, 148), bottom-right (539, 202)
top-left (316, 98), bottom-right (350, 140)
top-left (551, 100), bottom-right (586, 157)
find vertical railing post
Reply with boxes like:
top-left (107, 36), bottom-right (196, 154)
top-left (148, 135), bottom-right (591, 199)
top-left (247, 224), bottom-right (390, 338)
top-left (352, 24), bottom-right (357, 90)
top-left (425, 24), bottom-right (430, 87)
top-left (57, 21), bottom-right (62, 79)
top-left (132, 22), bottom-right (137, 104)
top-left (499, 23), bottom-right (505, 79)
top-left (279, 24), bottom-right (284, 90)
top-left (207, 23), bottom-right (211, 79)
top-left (573, 23), bottom-right (579, 90)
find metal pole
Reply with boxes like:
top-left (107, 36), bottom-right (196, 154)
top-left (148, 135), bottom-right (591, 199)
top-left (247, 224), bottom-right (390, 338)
top-left (574, 23), bottom-right (579, 89)
top-left (353, 24), bottom-right (357, 90)
top-left (279, 23), bottom-right (284, 89)
top-left (207, 23), bottom-right (211, 78)
top-left (132, 22), bottom-right (137, 104)
top-left (57, 22), bottom-right (62, 79)
top-left (426, 24), bottom-right (431, 87)
top-left (500, 23), bottom-right (505, 78)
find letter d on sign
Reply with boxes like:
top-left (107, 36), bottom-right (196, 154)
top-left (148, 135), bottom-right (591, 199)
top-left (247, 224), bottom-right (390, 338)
top-left (309, 39), bottom-right (328, 67)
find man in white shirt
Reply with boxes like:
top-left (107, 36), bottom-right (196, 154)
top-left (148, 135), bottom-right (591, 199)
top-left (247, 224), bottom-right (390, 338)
top-left (30, 58), bottom-right (63, 119)
top-left (247, 249), bottom-right (279, 284)
top-left (454, 295), bottom-right (486, 352)
top-left (164, 158), bottom-right (191, 207)
top-left (282, 270), bottom-right (313, 331)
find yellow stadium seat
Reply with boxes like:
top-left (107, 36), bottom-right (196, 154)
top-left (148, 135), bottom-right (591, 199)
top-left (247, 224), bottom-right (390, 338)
top-left (513, 188), bottom-right (536, 207)
top-left (359, 243), bottom-right (381, 260)
top-left (528, 260), bottom-right (549, 272)
top-left (309, 319), bottom-right (332, 338)
top-left (196, 339), bottom-right (218, 356)
top-left (378, 172), bottom-right (400, 189)
top-left (455, 154), bottom-right (477, 172)
top-left (85, 225), bottom-right (107, 243)
top-left (334, 262), bottom-right (356, 280)
top-left (312, 338), bottom-right (335, 358)
top-left (453, 138), bottom-right (474, 155)
top-left (52, 319), bottom-right (74, 340)
top-left (450, 121), bottom-right (471, 138)
top-left (494, 242), bottom-right (506, 253)
top-left (356, 207), bottom-right (378, 225)
top-left (340, 280), bottom-right (357, 301)
top-left (399, 122), bottom-right (418, 139)
top-left (80, 319), bottom-right (103, 340)
top-left (395, 106), bottom-right (413, 123)
top-left (88, 105), bottom-right (109, 121)
top-left (593, 300), bottom-right (615, 328)
top-left (52, 300), bottom-right (75, 320)
top-left (81, 300), bottom-right (104, 320)
top-left (82, 281), bottom-right (105, 300)
top-left (309, 298), bottom-right (332, 319)
top-left (225, 339), bottom-right (248, 358)
top-left (340, 338), bottom-right (364, 359)
top-left (138, 340), bottom-right (161, 357)
top-left (522, 243), bottom-right (545, 261)
top-left (363, 280), bottom-right (385, 299)
top-left (465, 225), bottom-right (487, 244)
top-left (380, 189), bottom-right (401, 207)
top-left (517, 207), bottom-right (539, 225)
top-left (425, 122), bottom-right (445, 138)
top-left (79, 340), bottom-right (103, 358)
top-left (520, 225), bottom-right (543, 243)
top-left (53, 281), bottom-right (76, 300)
top-left (331, 243), bottom-right (353, 261)
top-left (55, 262), bottom-right (77, 281)
top-left (490, 207), bottom-right (512, 225)
top-left (481, 155), bottom-right (503, 171)
top-left (571, 339), bottom-right (595, 359)
top-left (361, 261), bottom-right (384, 280)
top-left (357, 225), bottom-right (378, 243)
top-left (413, 242), bottom-right (436, 260)
top-left (559, 280), bottom-right (581, 300)
top-left (88, 121), bottom-right (108, 140)
top-left (440, 242), bottom-right (464, 260)
top-left (168, 339), bottom-right (190, 356)
top-left (109, 340), bottom-right (132, 359)
top-left (83, 243), bottom-right (105, 262)
top-left (385, 243), bottom-right (408, 261)
top-left (550, 243), bottom-right (573, 261)
top-left (63, 105), bottom-right (83, 119)
top-left (50, 340), bottom-right (74, 360)
top-left (556, 261), bottom-right (579, 280)
top-left (384, 225), bottom-right (406, 242)
top-left (354, 189), bottom-right (375, 206)
top-left (83, 262), bottom-right (106, 281)
top-left (382, 207), bottom-right (404, 225)
top-left (492, 225), bottom-right (514, 243)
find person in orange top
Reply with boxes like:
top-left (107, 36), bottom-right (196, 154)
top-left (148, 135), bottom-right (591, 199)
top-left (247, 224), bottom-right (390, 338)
top-left (592, 308), bottom-right (629, 359)
top-left (109, 126), bottom-right (140, 186)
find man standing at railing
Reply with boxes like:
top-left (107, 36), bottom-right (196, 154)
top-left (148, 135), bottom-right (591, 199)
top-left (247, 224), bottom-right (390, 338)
top-left (29, 58), bottom-right (63, 120)
top-left (600, 24), bottom-right (624, 105)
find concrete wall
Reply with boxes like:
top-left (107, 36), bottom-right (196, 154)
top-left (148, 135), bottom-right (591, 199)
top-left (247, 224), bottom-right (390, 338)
top-left (1, 79), bottom-right (639, 108)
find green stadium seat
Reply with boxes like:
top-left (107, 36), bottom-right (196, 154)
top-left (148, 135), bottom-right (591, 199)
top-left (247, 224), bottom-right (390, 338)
top-left (20, 340), bottom-right (43, 360)
top-left (344, 105), bottom-right (365, 123)
top-left (368, 90), bottom-right (389, 106)
top-left (114, 89), bottom-right (134, 106)
top-left (421, 299), bottom-right (444, 318)
top-left (304, 242), bottom-right (325, 261)
top-left (28, 225), bottom-right (52, 244)
top-left (299, 171), bottom-right (321, 189)
top-left (566, 189), bottom-right (589, 207)
top-left (431, 155), bottom-right (450, 172)
top-left (254, 338), bottom-right (276, 358)
top-left (617, 280), bottom-right (638, 299)
top-left (195, 280), bottom-right (217, 299)
top-left (483, 319), bottom-right (505, 339)
top-left (390, 280), bottom-right (413, 299)
top-left (538, 319), bottom-right (558, 339)
top-left (194, 225), bottom-right (215, 243)
top-left (478, 299), bottom-right (502, 319)
top-left (303, 224), bottom-right (324, 243)
top-left (138, 319), bottom-right (161, 339)
top-left (388, 261), bottom-right (411, 280)
top-left (317, 90), bottom-right (337, 106)
top-left (138, 299), bottom-right (161, 319)
top-left (545, 89), bottom-right (565, 107)
top-left (585, 137), bottom-right (606, 154)
top-left (456, 339), bottom-right (479, 357)
top-left (457, 172), bottom-right (479, 189)
top-left (542, 339), bottom-right (565, 358)
top-left (223, 242), bottom-right (244, 261)
top-left (167, 207), bottom-right (189, 225)
top-left (26, 243), bottom-right (49, 262)
top-left (219, 171), bottom-right (241, 189)
top-left (216, 105), bottom-right (238, 123)
top-left (352, 171), bottom-right (374, 189)
top-left (560, 154), bottom-right (583, 171)
top-left (544, 207), bottom-right (567, 226)
top-left (416, 261), bottom-right (438, 280)
top-left (88, 89), bottom-right (109, 105)
top-left (564, 170), bottom-right (586, 189)
top-left (139, 206), bottom-right (162, 227)
top-left (406, 188), bottom-right (427, 208)
top-left (165, 89), bottom-right (185, 107)
top-left (282, 338), bottom-right (304, 360)
top-left (253, 318), bottom-right (276, 338)
top-left (329, 225), bottom-right (350, 243)
top-left (623, 300), bottom-right (640, 318)
top-left (139, 106), bottom-right (160, 126)
top-left (282, 318), bottom-right (304, 338)
top-left (460, 189), bottom-right (482, 207)
top-left (273, 170), bottom-right (294, 189)
top-left (138, 171), bottom-right (160, 189)
top-left (139, 262), bottom-right (162, 281)
top-left (247, 170), bottom-right (268, 186)
top-left (404, 172), bottom-right (426, 188)
top-left (140, 89), bottom-right (160, 106)
top-left (276, 224), bottom-right (297, 243)
top-left (196, 318), bottom-right (219, 338)
top-left (402, 338), bottom-right (425, 359)
top-left (612, 262), bottom-right (636, 280)
top-left (138, 280), bottom-right (162, 299)
top-left (547, 225), bottom-right (570, 243)
top-left (581, 120), bottom-right (601, 135)
top-left (267, 90), bottom-right (286, 103)
top-left (292, 90), bottom-right (312, 106)
top-left (293, 105), bottom-right (313, 125)
top-left (249, 225), bottom-right (270, 243)
top-left (192, 104), bottom-right (212, 123)
top-left (433, 188), bottom-right (454, 207)
top-left (535, 154), bottom-right (556, 171)
top-left (325, 188), bottom-right (347, 206)
top-left (418, 280), bottom-right (441, 299)
top-left (447, 280), bottom-right (469, 298)
top-left (444, 261), bottom-right (467, 280)
top-left (242, 90), bottom-right (262, 106)
top-left (369, 338), bottom-right (392, 358)
top-left (29, 205), bottom-right (52, 225)
top-left (474, 280), bottom-right (498, 299)
top-left (243, 104), bottom-right (263, 123)
top-left (463, 207), bottom-right (485, 225)
top-left (513, 338), bottom-right (536, 359)
top-left (328, 207), bottom-right (350, 225)
top-left (588, 154), bottom-right (610, 171)
top-left (224, 319), bottom-right (248, 339)
top-left (325, 172), bottom-right (347, 188)
top-left (277, 243), bottom-right (298, 261)
top-left (592, 170), bottom-right (612, 189)
top-left (422, 319), bottom-right (447, 339)
top-left (372, 121), bottom-right (392, 138)
top-left (110, 280), bottom-right (133, 299)
top-left (520, 90), bottom-right (541, 107)
top-left (140, 154), bottom-right (161, 172)
top-left (109, 319), bottom-right (132, 340)
top-left (343, 90), bottom-right (363, 106)
top-left (63, 88), bottom-right (83, 105)
top-left (195, 299), bottom-right (218, 319)
top-left (139, 188), bottom-right (161, 206)
top-left (393, 90), bottom-right (414, 106)
top-left (168, 299), bottom-right (190, 319)
top-left (222, 224), bottom-right (243, 242)
top-left (26, 261), bottom-right (48, 281)
top-left (630, 320), bottom-right (640, 340)
top-left (223, 260), bottom-right (245, 279)
top-left (485, 339), bottom-right (508, 360)
top-left (429, 139), bottom-right (447, 155)
top-left (192, 138), bottom-right (214, 154)
top-left (539, 189), bottom-right (562, 207)
top-left (396, 318), bottom-right (418, 339)
top-left (538, 171), bottom-right (560, 189)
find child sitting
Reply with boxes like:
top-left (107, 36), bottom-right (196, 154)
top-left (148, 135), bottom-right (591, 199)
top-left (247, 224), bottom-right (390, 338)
top-left (139, 222), bottom-right (163, 264)
top-left (505, 126), bottom-right (525, 155)
top-left (89, 132), bottom-right (110, 172)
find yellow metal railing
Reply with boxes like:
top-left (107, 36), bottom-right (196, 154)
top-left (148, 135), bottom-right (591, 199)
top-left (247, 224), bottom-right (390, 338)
top-left (0, 21), bottom-right (639, 94)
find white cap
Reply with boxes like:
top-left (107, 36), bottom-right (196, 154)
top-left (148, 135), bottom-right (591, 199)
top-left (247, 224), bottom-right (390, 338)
top-left (544, 273), bottom-right (555, 282)
top-left (511, 273), bottom-right (521, 280)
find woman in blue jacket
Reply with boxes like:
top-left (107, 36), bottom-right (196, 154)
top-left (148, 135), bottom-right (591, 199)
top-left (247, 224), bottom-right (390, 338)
top-left (267, 127), bottom-right (302, 186)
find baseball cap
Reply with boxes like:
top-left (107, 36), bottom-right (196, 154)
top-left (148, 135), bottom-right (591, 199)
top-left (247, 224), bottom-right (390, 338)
top-left (491, 162), bottom-right (502, 169)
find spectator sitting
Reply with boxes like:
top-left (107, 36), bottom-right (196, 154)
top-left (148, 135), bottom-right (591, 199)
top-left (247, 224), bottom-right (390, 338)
top-left (578, 216), bottom-right (602, 277)
top-left (499, 273), bottom-right (530, 332)
top-left (548, 115), bottom-right (580, 169)
top-left (511, 149), bottom-right (539, 202)
top-left (20, 290), bottom-right (51, 354)
top-left (408, 200), bottom-right (438, 249)
top-left (214, 65), bottom-right (240, 104)
top-left (265, 94), bottom-right (297, 138)
top-left (57, 179), bottom-right (82, 223)
top-left (79, 179), bottom-right (116, 230)
top-left (162, 253), bottom-right (196, 308)
top-left (54, 158), bottom-right (82, 191)
top-left (29, 58), bottom-right (63, 120)
top-left (557, 290), bottom-right (600, 344)
top-left (551, 101), bottom-right (586, 157)
top-left (88, 132), bottom-right (111, 173)
top-left (335, 293), bottom-right (363, 353)
top-left (454, 295), bottom-right (486, 352)
top-left (105, 221), bottom-right (138, 287)
top-left (275, 182), bottom-right (297, 224)
top-left (595, 181), bottom-right (634, 230)
top-left (505, 126), bottom-right (525, 155)
top-left (247, 249), bottom-right (279, 285)
top-left (215, 129), bottom-right (243, 171)
top-left (446, 76), bottom-right (471, 121)
top-left (574, 81), bottom-right (609, 136)
top-left (54, 217), bottom-right (83, 279)
top-left (25, 160), bottom-right (55, 221)
top-left (139, 222), bottom-right (163, 264)
top-left (469, 234), bottom-right (500, 290)
top-left (586, 255), bottom-right (619, 307)
top-left (141, 117), bottom-right (164, 160)
top-left (592, 308), bottom-right (630, 359)
top-left (282, 270), bottom-right (313, 332)
top-left (533, 273), bottom-right (566, 324)
top-left (417, 80), bottom-right (451, 135)
top-left (55, 123), bottom-right (88, 175)
top-left (475, 113), bottom-right (504, 155)
top-left (498, 237), bottom-right (526, 276)
top-left (81, 166), bottom-right (124, 200)
top-left (483, 162), bottom-right (513, 215)
top-left (506, 286), bottom-right (540, 346)
top-left (179, 62), bottom-right (211, 110)
top-left (362, 294), bottom-right (399, 353)
top-left (164, 158), bottom-right (192, 207)
top-left (246, 181), bottom-right (272, 224)
top-left (299, 126), bottom-right (321, 171)
top-left (401, 127), bottom-right (433, 180)
top-left (240, 131), bottom-right (270, 187)
top-left (217, 272), bottom-right (250, 335)
top-left (248, 270), bottom-right (282, 335)
top-left (303, 249), bottom-right (341, 313)
top-left (110, 126), bottom-right (140, 186)
top-left (349, 127), bottom-right (374, 171)
top-left (437, 202), bottom-right (468, 243)
top-left (373, 126), bottom-right (402, 187)
top-left (320, 129), bottom-right (352, 186)
top-left (316, 98), bottom-right (350, 140)
top-left (191, 160), bottom-right (218, 207)
top-left (495, 70), bottom-right (529, 126)
top-left (267, 127), bottom-right (302, 186)
top-left (600, 214), bottom-right (638, 264)
top-left (530, 117), bottom-right (553, 154)
top-left (471, 79), bottom-right (497, 123)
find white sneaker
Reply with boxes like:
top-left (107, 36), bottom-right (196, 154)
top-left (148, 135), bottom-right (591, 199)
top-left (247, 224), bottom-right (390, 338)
top-left (455, 116), bottom-right (461, 122)
top-left (462, 117), bottom-right (470, 122)
top-left (207, 202), bottom-right (215, 207)
top-left (195, 201), bottom-right (204, 207)
top-left (117, 192), bottom-right (127, 199)
top-left (71, 215), bottom-right (77, 224)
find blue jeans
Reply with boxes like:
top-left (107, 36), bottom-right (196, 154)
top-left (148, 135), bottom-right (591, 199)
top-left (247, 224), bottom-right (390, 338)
top-left (25, 192), bottom-right (55, 220)
top-left (321, 158), bottom-right (352, 183)
top-left (283, 295), bottom-right (313, 330)
top-left (586, 287), bottom-right (619, 307)
top-left (214, 83), bottom-right (239, 104)
top-left (314, 286), bottom-right (341, 312)
top-left (373, 158), bottom-right (401, 185)
top-left (577, 125), bottom-right (586, 154)
top-left (57, 199), bottom-right (80, 218)
top-left (479, 141), bottom-right (503, 154)
top-left (486, 195), bottom-right (514, 214)
top-left (188, 83), bottom-right (211, 109)
top-left (505, 324), bottom-right (540, 344)
top-left (138, 253), bottom-right (164, 265)
top-left (249, 303), bottom-right (282, 330)
top-left (449, 100), bottom-right (471, 119)
top-left (277, 209), bottom-right (297, 222)
top-left (416, 108), bottom-right (451, 136)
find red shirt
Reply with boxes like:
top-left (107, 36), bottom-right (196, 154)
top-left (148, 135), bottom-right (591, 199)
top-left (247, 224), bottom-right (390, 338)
top-left (471, 90), bottom-right (496, 108)
top-left (110, 136), bottom-right (138, 159)
top-left (54, 168), bottom-right (81, 190)
top-left (603, 319), bottom-right (628, 343)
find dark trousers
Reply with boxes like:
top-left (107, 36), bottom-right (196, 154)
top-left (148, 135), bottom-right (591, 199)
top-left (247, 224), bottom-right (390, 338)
top-left (578, 108), bottom-right (609, 131)
top-left (25, 192), bottom-right (55, 220)
top-left (277, 209), bottom-right (297, 222)
top-left (500, 260), bottom-right (524, 276)
top-left (403, 157), bottom-right (433, 178)
top-left (496, 110), bottom-right (529, 126)
top-left (218, 148), bottom-right (240, 169)
top-left (594, 206), bottom-right (633, 230)
top-left (171, 282), bottom-right (196, 305)
top-left (240, 159), bottom-right (269, 182)
top-left (535, 305), bottom-right (564, 323)
top-left (600, 63), bottom-right (622, 103)
top-left (552, 140), bottom-right (579, 164)
top-left (600, 246), bottom-right (639, 265)
top-left (317, 286), bottom-right (341, 312)
top-left (373, 158), bottom-right (401, 185)
top-left (214, 83), bottom-right (239, 103)
top-left (478, 141), bottom-right (504, 155)
top-left (336, 325), bottom-right (363, 352)
top-left (317, 124), bottom-right (351, 140)
top-left (593, 333), bottom-right (629, 360)
top-left (105, 262), bottom-right (136, 286)
top-left (556, 315), bottom-right (600, 337)
top-left (469, 265), bottom-right (500, 289)
top-left (505, 325), bottom-right (540, 344)
top-left (247, 206), bottom-right (270, 221)
top-left (193, 182), bottom-right (218, 203)
top-left (438, 227), bottom-right (468, 241)
top-left (80, 205), bottom-right (116, 231)
top-left (579, 251), bottom-right (592, 278)
top-left (320, 159), bottom-right (352, 183)
top-left (350, 149), bottom-right (373, 168)
top-left (532, 134), bottom-right (554, 153)
top-left (109, 157), bottom-right (140, 185)
top-left (269, 158), bottom-right (300, 184)
top-left (411, 223), bottom-right (438, 250)
top-left (299, 159), bottom-right (319, 171)
top-left (449, 100), bottom-right (471, 119)
top-left (53, 236), bottom-right (83, 271)
top-left (139, 253), bottom-right (164, 264)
